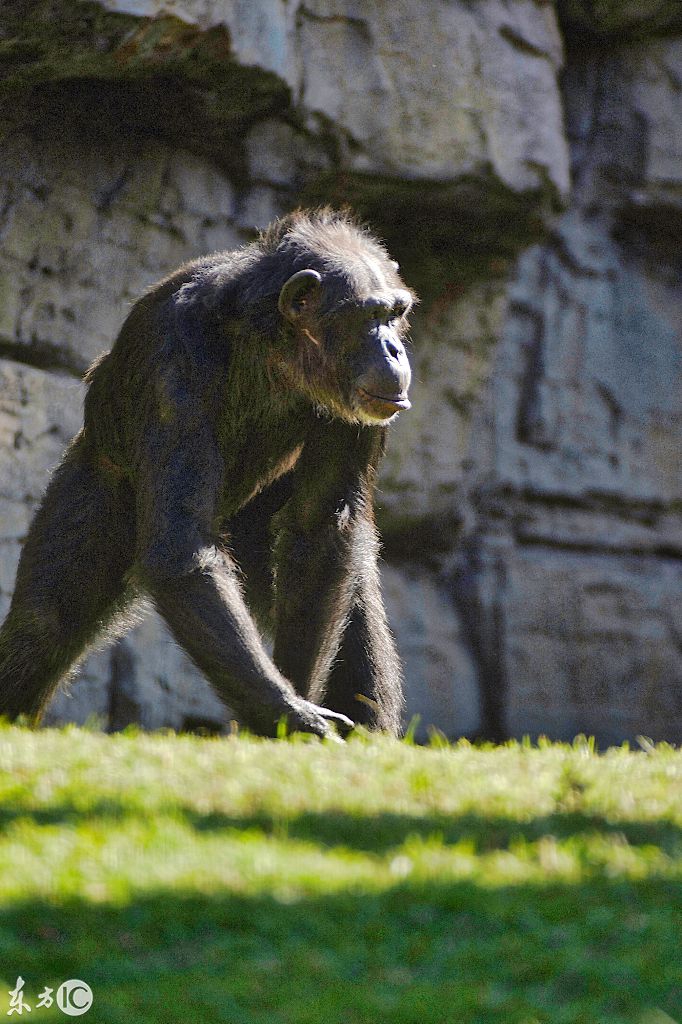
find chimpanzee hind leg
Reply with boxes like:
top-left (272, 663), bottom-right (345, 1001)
top-left (0, 442), bottom-right (136, 722)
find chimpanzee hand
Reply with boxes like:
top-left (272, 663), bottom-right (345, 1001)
top-left (286, 698), bottom-right (355, 740)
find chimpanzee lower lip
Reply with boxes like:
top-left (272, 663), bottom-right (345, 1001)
top-left (357, 387), bottom-right (411, 411)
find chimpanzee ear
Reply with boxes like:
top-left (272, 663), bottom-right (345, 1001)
top-left (278, 269), bottom-right (322, 322)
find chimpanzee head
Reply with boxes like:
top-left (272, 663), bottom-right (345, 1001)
top-left (271, 210), bottom-right (416, 426)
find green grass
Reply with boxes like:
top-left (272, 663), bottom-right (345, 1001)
top-left (0, 724), bottom-right (679, 1023)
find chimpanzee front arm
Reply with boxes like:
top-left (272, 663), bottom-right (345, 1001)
top-left (134, 415), bottom-right (352, 738)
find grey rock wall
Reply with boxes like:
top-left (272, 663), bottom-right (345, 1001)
top-left (0, 1), bottom-right (680, 743)
top-left (455, 29), bottom-right (682, 744)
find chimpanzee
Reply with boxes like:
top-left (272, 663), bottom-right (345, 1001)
top-left (0, 208), bottom-right (416, 738)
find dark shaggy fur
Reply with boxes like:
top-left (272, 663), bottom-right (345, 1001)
top-left (0, 209), bottom-right (416, 738)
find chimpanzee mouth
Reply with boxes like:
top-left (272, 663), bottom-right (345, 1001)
top-left (356, 387), bottom-right (411, 416)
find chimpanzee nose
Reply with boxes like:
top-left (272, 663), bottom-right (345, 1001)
top-left (358, 325), bottom-right (411, 401)
top-left (380, 331), bottom-right (410, 391)
top-left (384, 336), bottom-right (404, 362)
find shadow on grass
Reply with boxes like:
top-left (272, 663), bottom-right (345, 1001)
top-left (0, 802), bottom-right (679, 1023)
top-left (0, 878), bottom-right (679, 1024)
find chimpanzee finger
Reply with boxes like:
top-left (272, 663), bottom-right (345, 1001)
top-left (312, 704), bottom-right (355, 738)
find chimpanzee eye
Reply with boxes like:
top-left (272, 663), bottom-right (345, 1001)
top-left (363, 301), bottom-right (404, 323)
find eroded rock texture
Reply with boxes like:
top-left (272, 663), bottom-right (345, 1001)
top-left (0, 1), bottom-right (679, 742)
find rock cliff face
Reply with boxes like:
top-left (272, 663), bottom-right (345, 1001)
top-left (0, 1), bottom-right (680, 742)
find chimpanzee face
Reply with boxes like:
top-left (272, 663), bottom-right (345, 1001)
top-left (278, 266), bottom-right (415, 426)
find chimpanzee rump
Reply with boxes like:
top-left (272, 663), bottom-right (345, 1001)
top-left (0, 208), bottom-right (416, 738)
